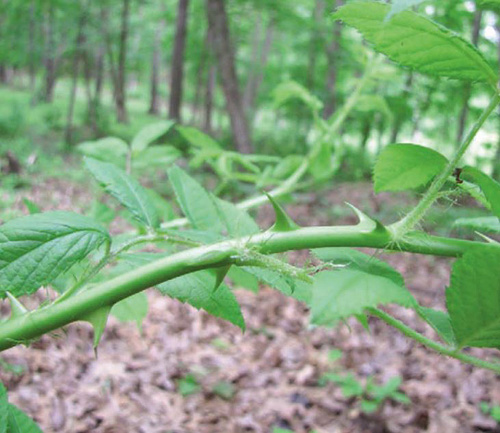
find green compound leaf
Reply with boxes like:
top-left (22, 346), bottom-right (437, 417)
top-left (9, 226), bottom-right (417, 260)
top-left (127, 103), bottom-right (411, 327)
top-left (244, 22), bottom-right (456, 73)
top-left (157, 270), bottom-right (245, 330)
top-left (122, 254), bottom-right (245, 330)
top-left (311, 270), bottom-right (415, 326)
top-left (7, 404), bottom-right (43, 433)
top-left (374, 144), bottom-right (448, 192)
top-left (168, 165), bottom-right (224, 233)
top-left (168, 166), bottom-right (259, 237)
top-left (131, 120), bottom-right (174, 154)
top-left (0, 212), bottom-right (109, 297)
top-left (77, 137), bottom-right (129, 167)
top-left (176, 125), bottom-right (221, 151)
top-left (334, 2), bottom-right (498, 86)
top-left (453, 216), bottom-right (500, 234)
top-left (417, 306), bottom-right (455, 346)
top-left (477, 0), bottom-right (500, 13)
top-left (386, 0), bottom-right (426, 20)
top-left (228, 266), bottom-right (259, 292)
top-left (313, 248), bottom-right (405, 286)
top-left (85, 157), bottom-right (160, 229)
top-left (111, 292), bottom-right (148, 331)
top-left (462, 166), bottom-right (500, 220)
top-left (0, 383), bottom-right (7, 433)
top-left (446, 248), bottom-right (500, 349)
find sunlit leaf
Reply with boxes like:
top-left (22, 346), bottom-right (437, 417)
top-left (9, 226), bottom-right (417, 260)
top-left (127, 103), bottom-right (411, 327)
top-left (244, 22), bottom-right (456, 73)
top-left (335, 2), bottom-right (498, 86)
top-left (0, 212), bottom-right (109, 297)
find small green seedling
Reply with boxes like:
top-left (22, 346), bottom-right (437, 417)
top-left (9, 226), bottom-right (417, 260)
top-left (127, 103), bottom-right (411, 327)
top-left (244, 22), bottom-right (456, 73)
top-left (211, 381), bottom-right (236, 400)
top-left (480, 402), bottom-right (500, 423)
top-left (176, 374), bottom-right (201, 397)
top-left (320, 373), bottom-right (410, 414)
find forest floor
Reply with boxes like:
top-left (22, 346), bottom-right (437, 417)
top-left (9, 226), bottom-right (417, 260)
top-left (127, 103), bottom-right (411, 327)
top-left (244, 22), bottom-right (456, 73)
top-left (0, 178), bottom-right (499, 433)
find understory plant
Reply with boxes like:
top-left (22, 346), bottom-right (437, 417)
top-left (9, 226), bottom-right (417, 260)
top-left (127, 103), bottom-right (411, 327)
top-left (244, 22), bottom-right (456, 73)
top-left (1, 1), bottom-right (500, 429)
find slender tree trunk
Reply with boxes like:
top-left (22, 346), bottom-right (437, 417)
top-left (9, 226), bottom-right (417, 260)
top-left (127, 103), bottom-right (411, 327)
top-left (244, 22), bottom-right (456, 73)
top-left (324, 0), bottom-right (343, 119)
top-left (243, 16), bottom-right (274, 117)
top-left (95, 46), bottom-right (105, 104)
top-left (168, 0), bottom-right (190, 121)
top-left (43, 2), bottom-right (57, 102)
top-left (206, 0), bottom-right (252, 153)
top-left (307, 0), bottom-right (325, 90)
top-left (456, 9), bottom-right (483, 143)
top-left (149, 19), bottom-right (164, 115)
top-left (64, 6), bottom-right (87, 145)
top-left (115, 0), bottom-right (130, 123)
top-left (203, 65), bottom-right (216, 133)
top-left (28, 1), bottom-right (36, 93)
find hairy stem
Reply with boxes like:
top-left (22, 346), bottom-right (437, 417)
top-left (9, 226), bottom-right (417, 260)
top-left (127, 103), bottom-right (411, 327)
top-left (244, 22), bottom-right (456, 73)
top-left (390, 93), bottom-right (500, 239)
top-left (369, 308), bottom-right (500, 374)
top-left (0, 223), bottom-right (497, 352)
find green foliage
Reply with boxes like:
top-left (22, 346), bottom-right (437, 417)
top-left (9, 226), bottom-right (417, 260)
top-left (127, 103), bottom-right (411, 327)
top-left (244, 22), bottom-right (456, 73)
top-left (386, 0), bottom-right (427, 20)
top-left (417, 306), bottom-right (455, 346)
top-left (453, 216), bottom-right (500, 234)
top-left (446, 248), bottom-right (500, 349)
top-left (176, 374), bottom-right (201, 397)
top-left (0, 383), bottom-right (42, 433)
top-left (334, 2), bottom-right (498, 86)
top-left (310, 270), bottom-right (415, 326)
top-left (462, 167), bottom-right (500, 220)
top-left (111, 292), bottom-right (148, 330)
top-left (320, 373), bottom-right (409, 413)
top-left (0, 211), bottom-right (109, 297)
top-left (85, 157), bottom-right (160, 229)
top-left (481, 402), bottom-right (500, 423)
top-left (130, 120), bottom-right (174, 155)
top-left (373, 144), bottom-right (448, 192)
top-left (211, 381), bottom-right (236, 400)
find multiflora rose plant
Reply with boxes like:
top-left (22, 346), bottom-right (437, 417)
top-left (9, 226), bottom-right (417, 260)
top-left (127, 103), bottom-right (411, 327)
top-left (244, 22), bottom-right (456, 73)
top-left (0, 1), bottom-right (499, 429)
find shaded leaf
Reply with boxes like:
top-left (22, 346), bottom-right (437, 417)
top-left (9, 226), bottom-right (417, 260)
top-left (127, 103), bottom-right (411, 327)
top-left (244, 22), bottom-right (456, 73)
top-left (0, 212), bottom-right (109, 297)
top-left (176, 125), bottom-right (221, 150)
top-left (7, 404), bottom-right (43, 433)
top-left (417, 306), bottom-right (455, 346)
top-left (313, 248), bottom-right (405, 286)
top-left (85, 157), bottom-right (159, 228)
top-left (131, 120), bottom-right (174, 154)
top-left (334, 2), bottom-right (498, 86)
top-left (374, 144), bottom-right (448, 192)
top-left (77, 137), bottom-right (128, 167)
top-left (311, 270), bottom-right (415, 326)
top-left (446, 248), bottom-right (500, 349)
top-left (453, 216), bottom-right (500, 234)
top-left (168, 166), bottom-right (224, 233)
top-left (111, 292), bottom-right (148, 330)
top-left (132, 146), bottom-right (180, 170)
top-left (462, 166), bottom-right (500, 220)
top-left (0, 383), bottom-right (7, 433)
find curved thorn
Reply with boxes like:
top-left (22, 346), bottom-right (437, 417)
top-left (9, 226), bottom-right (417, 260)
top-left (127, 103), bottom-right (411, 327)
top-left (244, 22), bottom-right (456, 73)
top-left (265, 193), bottom-right (300, 232)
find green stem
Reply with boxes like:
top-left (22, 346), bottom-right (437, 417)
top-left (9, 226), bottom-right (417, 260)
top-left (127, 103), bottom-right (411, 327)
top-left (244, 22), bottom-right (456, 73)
top-left (369, 308), bottom-right (500, 374)
top-left (0, 223), bottom-right (497, 352)
top-left (390, 93), bottom-right (500, 238)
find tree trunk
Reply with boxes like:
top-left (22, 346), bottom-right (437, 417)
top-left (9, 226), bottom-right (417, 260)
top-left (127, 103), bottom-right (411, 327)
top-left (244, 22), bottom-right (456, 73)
top-left (206, 0), bottom-right (252, 153)
top-left (149, 19), bottom-right (164, 115)
top-left (307, 0), bottom-right (325, 90)
top-left (64, 6), bottom-right (87, 145)
top-left (203, 65), bottom-right (216, 133)
top-left (456, 9), bottom-right (483, 143)
top-left (324, 0), bottom-right (343, 119)
top-left (43, 2), bottom-right (57, 102)
top-left (168, 0), bottom-right (190, 121)
top-left (115, 0), bottom-right (130, 123)
top-left (243, 16), bottom-right (274, 117)
top-left (28, 1), bottom-right (36, 93)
